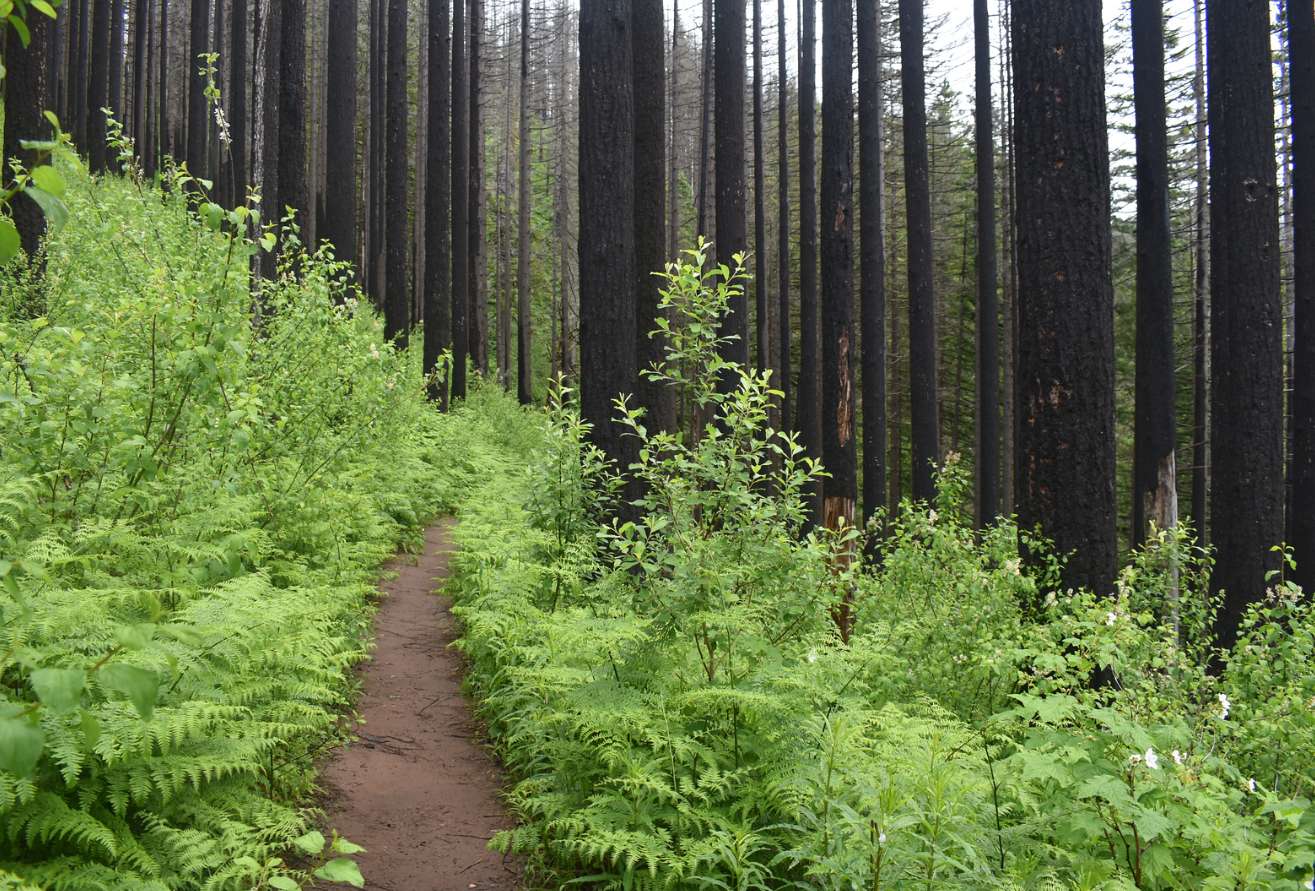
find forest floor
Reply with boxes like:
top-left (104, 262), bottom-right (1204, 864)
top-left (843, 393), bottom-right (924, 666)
top-left (319, 522), bottom-right (523, 891)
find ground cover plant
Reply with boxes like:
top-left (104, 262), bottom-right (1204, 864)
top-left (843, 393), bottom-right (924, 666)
top-left (448, 247), bottom-right (1315, 891)
top-left (0, 153), bottom-right (476, 889)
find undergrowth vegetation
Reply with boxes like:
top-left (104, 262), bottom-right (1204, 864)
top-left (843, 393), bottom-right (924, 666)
top-left (448, 247), bottom-right (1315, 891)
top-left (0, 159), bottom-right (481, 888)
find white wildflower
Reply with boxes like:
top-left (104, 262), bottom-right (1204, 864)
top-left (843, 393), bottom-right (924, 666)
top-left (1129, 753), bottom-right (1142, 766)
top-left (1043, 589), bottom-right (1056, 606)
top-left (1218, 692), bottom-right (1231, 719)
top-left (1172, 749), bottom-right (1183, 766)
top-left (1106, 612), bottom-right (1117, 627)
top-left (928, 509), bottom-right (938, 523)
top-left (808, 649), bottom-right (817, 664)
top-left (369, 342), bottom-right (380, 361)
top-left (878, 833), bottom-right (887, 845)
top-left (1144, 748), bottom-right (1159, 770)
top-left (214, 105), bottom-right (232, 149)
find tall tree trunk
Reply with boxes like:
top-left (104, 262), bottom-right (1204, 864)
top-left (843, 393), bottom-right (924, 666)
top-left (68, 0), bottom-right (83, 145)
top-left (253, 0), bottom-right (282, 282)
top-left (900, 0), bottom-right (937, 503)
top-left (88, 0), bottom-right (112, 171)
top-left (212, 0), bottom-right (227, 201)
top-left (668, 0), bottom-right (680, 262)
top-left (776, 0), bottom-right (791, 433)
top-left (714, 0), bottom-right (748, 368)
top-left (1191, 0), bottom-right (1207, 540)
top-left (425, 0), bottom-right (450, 404)
top-left (326, 0), bottom-right (355, 263)
top-left (278, 0), bottom-right (307, 223)
top-left (470, 0), bottom-right (488, 375)
top-left (4, 7), bottom-right (53, 259)
top-left (143, 0), bottom-right (157, 175)
top-left (821, 0), bottom-right (855, 636)
top-left (1208, 0), bottom-right (1283, 650)
top-left (110, 0), bottom-right (126, 123)
top-left (579, 0), bottom-right (637, 495)
top-left (1014, 0), bottom-right (1117, 598)
top-left (154, 0), bottom-right (166, 170)
top-left (188, 0), bottom-right (211, 176)
top-left (974, 0), bottom-right (999, 526)
top-left (517, 0), bottom-right (534, 404)
top-left (999, 0), bottom-right (1015, 518)
top-left (752, 0), bottom-right (766, 375)
top-left (367, 0), bottom-right (384, 306)
top-left (797, 0), bottom-right (821, 526)
top-left (133, 0), bottom-right (149, 148)
top-left (1131, 0), bottom-right (1177, 550)
top-left (229, 0), bottom-right (246, 204)
top-left (382, 0), bottom-right (407, 344)
top-left (635, 0), bottom-right (673, 427)
top-left (1287, 0), bottom-right (1315, 591)
top-left (696, 0), bottom-right (711, 238)
top-left (858, 0), bottom-right (884, 533)
top-left (451, 0), bottom-right (469, 398)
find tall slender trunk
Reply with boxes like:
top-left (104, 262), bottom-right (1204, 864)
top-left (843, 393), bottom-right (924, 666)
top-left (89, 0), bottom-right (113, 171)
top-left (133, 0), bottom-right (149, 147)
top-left (858, 0), bottom-right (884, 533)
top-left (634, 0), bottom-right (673, 427)
top-left (752, 0), bottom-right (766, 375)
top-left (188, 0), bottom-right (212, 176)
top-left (253, 0), bottom-right (282, 282)
top-left (382, 0), bottom-right (407, 344)
top-left (154, 0), bottom-right (166, 168)
top-left (517, 0), bottom-right (534, 404)
top-left (668, 0), bottom-right (680, 262)
top-left (212, 0), bottom-right (227, 201)
top-left (1190, 0), bottom-right (1207, 539)
top-left (67, 0), bottom-right (82, 143)
top-left (974, 0), bottom-right (999, 526)
top-left (797, 0), bottom-right (821, 526)
top-left (714, 0), bottom-right (747, 367)
top-left (368, 0), bottom-right (384, 307)
top-left (278, 0), bottom-right (307, 223)
top-left (451, 0), bottom-right (469, 398)
top-left (899, 0), bottom-right (937, 503)
top-left (696, 0), bottom-right (711, 237)
top-left (1000, 0), bottom-right (1015, 518)
top-left (424, 0), bottom-right (450, 404)
top-left (1287, 0), bottom-right (1315, 590)
top-left (110, 0), bottom-right (126, 122)
top-left (470, 0), bottom-right (488, 374)
top-left (776, 0), bottom-right (791, 433)
top-left (1014, 0), bottom-right (1117, 599)
top-left (143, 0), bottom-right (157, 175)
top-left (5, 7), bottom-right (53, 259)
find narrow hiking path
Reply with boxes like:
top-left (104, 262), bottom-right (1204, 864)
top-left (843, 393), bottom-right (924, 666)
top-left (320, 522), bottom-right (522, 891)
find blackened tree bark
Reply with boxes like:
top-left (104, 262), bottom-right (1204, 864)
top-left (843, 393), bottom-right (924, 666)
top-left (88, 0), bottom-right (111, 171)
top-left (1131, 0), bottom-right (1177, 549)
top-left (383, 0), bottom-right (407, 345)
top-left (367, 0), bottom-right (383, 306)
top-left (230, 0), bottom-right (247, 201)
top-left (1208, 0), bottom-right (1283, 649)
top-left (974, 0), bottom-right (999, 525)
top-left (821, 0), bottom-right (856, 636)
top-left (452, 0), bottom-right (469, 399)
top-left (858, 0), bottom-right (885, 531)
top-left (425, 0), bottom-right (451, 405)
top-left (133, 0), bottom-right (148, 144)
top-left (470, 0), bottom-right (487, 374)
top-left (109, 0), bottom-right (125, 120)
top-left (752, 0), bottom-right (766, 375)
top-left (139, 0), bottom-right (155, 172)
top-left (253, 0), bottom-right (282, 282)
top-left (278, 0), bottom-right (307, 221)
top-left (714, 0), bottom-right (748, 368)
top-left (518, 0), bottom-right (534, 404)
top-left (634, 0), bottom-right (673, 427)
top-left (798, 0), bottom-right (822, 526)
top-left (69, 0), bottom-right (84, 147)
top-left (776, 0), bottom-right (791, 432)
top-left (1014, 0), bottom-right (1117, 598)
top-left (4, 8), bottom-right (52, 258)
top-left (211, 0), bottom-right (227, 200)
top-left (1191, 0), bottom-right (1207, 538)
top-left (579, 0), bottom-right (637, 487)
top-left (696, 0), bottom-right (711, 237)
top-left (900, 0), bottom-right (937, 503)
top-left (188, 0), bottom-right (211, 176)
top-left (155, 0), bottom-right (166, 168)
top-left (1288, 0), bottom-right (1315, 590)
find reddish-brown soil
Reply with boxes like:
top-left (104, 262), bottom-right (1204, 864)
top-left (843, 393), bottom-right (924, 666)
top-left (320, 522), bottom-right (522, 891)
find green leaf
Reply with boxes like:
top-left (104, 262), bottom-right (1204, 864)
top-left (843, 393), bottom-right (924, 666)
top-left (30, 667), bottom-right (85, 715)
top-left (292, 830), bottom-right (326, 855)
top-left (314, 859), bottom-right (364, 888)
top-left (114, 623), bottom-right (156, 650)
top-left (7, 14), bottom-right (30, 47)
top-left (331, 838), bottom-right (366, 855)
top-left (0, 716), bottom-right (44, 776)
top-left (23, 185), bottom-right (69, 231)
top-left (28, 165), bottom-right (65, 197)
top-left (156, 624), bottom-right (203, 645)
top-left (98, 664), bottom-right (159, 719)
top-left (267, 878), bottom-right (299, 891)
top-left (80, 710), bottom-right (100, 748)
top-left (29, 0), bottom-right (56, 16)
top-left (0, 218), bottom-right (21, 266)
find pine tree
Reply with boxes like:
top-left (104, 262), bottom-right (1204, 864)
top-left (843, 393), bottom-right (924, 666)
top-left (383, 0), bottom-right (407, 345)
top-left (797, 0), bottom-right (821, 526)
top-left (973, 0), bottom-right (999, 525)
top-left (1208, 0), bottom-right (1283, 650)
top-left (253, 0), bottom-right (283, 282)
top-left (325, 0), bottom-right (355, 270)
top-left (188, 0), bottom-right (212, 176)
top-left (278, 0), bottom-right (307, 221)
top-left (1190, 0), bottom-right (1207, 539)
top-left (88, 0), bottom-right (112, 171)
top-left (1013, 0), bottom-right (1117, 598)
top-left (714, 0), bottom-right (748, 367)
top-left (4, 5), bottom-right (53, 258)
top-left (776, 0), bottom-right (791, 433)
top-left (752, 0), bottom-right (766, 376)
top-left (425, 0), bottom-right (451, 405)
top-left (470, 0), bottom-right (488, 374)
top-left (858, 0), bottom-right (884, 531)
top-left (452, 0), bottom-right (470, 399)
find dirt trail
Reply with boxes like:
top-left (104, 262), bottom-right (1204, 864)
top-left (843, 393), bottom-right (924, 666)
top-left (321, 522), bottom-right (522, 891)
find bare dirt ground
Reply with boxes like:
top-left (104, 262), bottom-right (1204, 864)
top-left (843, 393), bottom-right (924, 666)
top-left (320, 522), bottom-right (522, 891)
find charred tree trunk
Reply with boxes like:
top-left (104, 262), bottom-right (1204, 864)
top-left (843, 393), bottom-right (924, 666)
top-left (88, 0), bottom-right (112, 171)
top-left (518, 0), bottom-right (534, 404)
top-left (383, 0), bottom-right (407, 345)
top-left (714, 0), bottom-right (748, 368)
top-left (1287, 0), bottom-right (1315, 591)
top-left (278, 0), bottom-right (307, 222)
top-left (776, 0), bottom-right (791, 433)
top-left (470, 0), bottom-right (487, 375)
top-left (253, 0), bottom-right (282, 281)
top-left (1013, 0), bottom-right (1117, 599)
top-left (634, 0), bottom-right (674, 427)
top-left (696, 0), bottom-right (712, 238)
top-left (133, 0), bottom-right (149, 147)
top-left (1207, 0), bottom-right (1283, 648)
top-left (797, 0), bottom-right (821, 526)
top-left (4, 8), bottom-right (53, 259)
top-left (900, 0), bottom-right (937, 503)
top-left (154, 0), bottom-right (166, 168)
top-left (1191, 0), bottom-right (1207, 541)
top-left (858, 0), bottom-right (885, 533)
top-left (752, 0), bottom-right (766, 375)
top-left (109, 0), bottom-right (126, 123)
top-left (368, 0), bottom-right (384, 306)
top-left (579, 0), bottom-right (637, 492)
top-left (324, 0), bottom-right (359, 269)
top-left (188, 0), bottom-right (212, 176)
top-left (1131, 0), bottom-right (1177, 550)
top-left (451, 0), bottom-right (469, 398)
top-left (974, 0), bottom-right (999, 526)
top-left (424, 0), bottom-right (450, 404)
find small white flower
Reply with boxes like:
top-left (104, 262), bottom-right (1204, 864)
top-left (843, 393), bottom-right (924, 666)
top-left (1144, 748), bottom-right (1159, 770)
top-left (214, 105), bottom-right (232, 149)
top-left (928, 509), bottom-right (938, 523)
top-left (1248, 778), bottom-right (1256, 793)
top-left (1106, 612), bottom-right (1117, 626)
top-left (808, 648), bottom-right (817, 664)
top-left (1172, 749), bottom-right (1183, 766)
top-left (369, 343), bottom-right (380, 360)
top-left (878, 832), bottom-right (887, 845)
top-left (1129, 753), bottom-right (1142, 766)
top-left (1218, 692), bottom-right (1231, 719)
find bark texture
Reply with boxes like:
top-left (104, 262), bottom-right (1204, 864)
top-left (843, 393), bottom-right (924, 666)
top-left (278, 0), bottom-right (307, 222)
top-left (858, 0), bottom-right (885, 531)
top-left (974, 0), bottom-right (999, 525)
top-left (776, 0), bottom-right (791, 432)
top-left (452, 0), bottom-right (469, 398)
top-left (1013, 0), bottom-right (1117, 598)
top-left (384, 0), bottom-right (408, 346)
top-left (325, 0), bottom-right (357, 269)
top-left (88, 0), bottom-right (112, 171)
top-left (425, 0), bottom-right (451, 404)
top-left (797, 0), bottom-right (822, 526)
top-left (187, 0), bottom-right (211, 176)
top-left (715, 0), bottom-right (749, 367)
top-left (4, 8), bottom-right (52, 259)
top-left (1288, 0), bottom-right (1315, 590)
